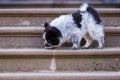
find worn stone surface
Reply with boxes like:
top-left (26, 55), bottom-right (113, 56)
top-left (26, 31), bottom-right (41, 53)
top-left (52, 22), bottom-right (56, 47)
top-left (102, 17), bottom-right (120, 27)
top-left (104, 34), bottom-right (120, 47)
top-left (0, 34), bottom-right (119, 48)
top-left (0, 57), bottom-right (52, 72)
top-left (0, 54), bottom-right (119, 72)
top-left (0, 16), bottom-right (119, 27)
top-left (91, 34), bottom-right (120, 48)
top-left (0, 36), bottom-right (44, 48)
top-left (56, 56), bottom-right (120, 71)
top-left (0, 48), bottom-right (119, 72)
top-left (0, 72), bottom-right (119, 80)
top-left (0, 16), bottom-right (55, 27)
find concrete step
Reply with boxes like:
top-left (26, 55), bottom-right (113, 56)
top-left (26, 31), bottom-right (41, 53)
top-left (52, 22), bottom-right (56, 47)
top-left (0, 27), bottom-right (119, 48)
top-left (0, 1), bottom-right (119, 8)
top-left (0, 48), bottom-right (119, 72)
top-left (0, 8), bottom-right (119, 27)
top-left (0, 72), bottom-right (119, 80)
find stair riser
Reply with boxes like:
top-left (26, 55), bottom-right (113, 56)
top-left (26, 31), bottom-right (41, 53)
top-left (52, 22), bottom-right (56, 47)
top-left (0, 1), bottom-right (120, 8)
top-left (56, 56), bottom-right (120, 71)
top-left (105, 34), bottom-right (120, 47)
top-left (0, 56), bottom-right (51, 72)
top-left (0, 36), bottom-right (44, 48)
top-left (0, 16), bottom-right (119, 27)
top-left (0, 56), bottom-right (119, 72)
top-left (0, 16), bottom-right (54, 27)
top-left (0, 34), bottom-right (119, 48)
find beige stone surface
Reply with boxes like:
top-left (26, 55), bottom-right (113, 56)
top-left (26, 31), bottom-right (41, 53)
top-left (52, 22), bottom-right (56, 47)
top-left (56, 57), bottom-right (120, 71)
top-left (0, 72), bottom-right (119, 80)
top-left (0, 57), bottom-right (52, 72)
top-left (0, 16), bottom-right (119, 27)
top-left (102, 17), bottom-right (120, 26)
top-left (0, 16), bottom-right (55, 27)
top-left (0, 34), bottom-right (119, 48)
top-left (0, 36), bottom-right (44, 48)
top-left (0, 27), bottom-right (118, 48)
top-left (0, 48), bottom-right (119, 72)
top-left (0, 56), bottom-right (119, 72)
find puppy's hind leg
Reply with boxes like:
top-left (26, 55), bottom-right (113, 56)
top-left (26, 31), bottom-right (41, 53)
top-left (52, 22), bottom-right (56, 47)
top-left (87, 24), bottom-right (104, 49)
top-left (89, 28), bottom-right (104, 49)
top-left (71, 34), bottom-right (81, 50)
top-left (97, 36), bottom-right (104, 49)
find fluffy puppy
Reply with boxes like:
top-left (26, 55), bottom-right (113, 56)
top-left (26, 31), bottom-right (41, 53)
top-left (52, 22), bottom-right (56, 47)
top-left (43, 3), bottom-right (104, 49)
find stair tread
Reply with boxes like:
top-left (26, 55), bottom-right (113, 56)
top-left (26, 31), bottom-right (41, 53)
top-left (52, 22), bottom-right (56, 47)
top-left (0, 47), bottom-right (119, 56)
top-left (0, 1), bottom-right (119, 9)
top-left (0, 27), bottom-right (119, 35)
top-left (0, 1), bottom-right (119, 4)
top-left (0, 27), bottom-right (44, 35)
top-left (0, 8), bottom-right (119, 15)
top-left (0, 72), bottom-right (119, 80)
top-left (0, 71), bottom-right (120, 76)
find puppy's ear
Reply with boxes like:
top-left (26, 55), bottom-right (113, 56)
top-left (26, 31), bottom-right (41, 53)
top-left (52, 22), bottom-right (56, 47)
top-left (44, 22), bottom-right (49, 28)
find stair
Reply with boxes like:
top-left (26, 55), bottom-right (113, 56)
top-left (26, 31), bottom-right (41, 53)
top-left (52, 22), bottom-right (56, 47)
top-left (0, 27), bottom-right (119, 48)
top-left (0, 1), bottom-right (119, 8)
top-left (0, 72), bottom-right (120, 80)
top-left (0, 48), bottom-right (120, 72)
top-left (0, 8), bottom-right (119, 80)
top-left (0, 8), bottom-right (119, 27)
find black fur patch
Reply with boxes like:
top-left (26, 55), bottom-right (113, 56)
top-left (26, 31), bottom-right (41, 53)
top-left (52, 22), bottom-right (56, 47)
top-left (45, 27), bottom-right (62, 45)
top-left (72, 10), bottom-right (82, 28)
top-left (87, 6), bottom-right (102, 24)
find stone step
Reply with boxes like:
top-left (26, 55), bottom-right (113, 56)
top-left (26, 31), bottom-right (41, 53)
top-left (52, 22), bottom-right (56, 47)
top-left (0, 1), bottom-right (119, 8)
top-left (0, 72), bottom-right (119, 80)
top-left (0, 8), bottom-right (119, 26)
top-left (0, 48), bottom-right (119, 72)
top-left (0, 27), bottom-right (119, 48)
top-left (0, 48), bottom-right (120, 56)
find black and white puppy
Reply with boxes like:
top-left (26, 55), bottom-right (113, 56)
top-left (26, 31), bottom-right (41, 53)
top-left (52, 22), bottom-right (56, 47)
top-left (43, 3), bottom-right (104, 49)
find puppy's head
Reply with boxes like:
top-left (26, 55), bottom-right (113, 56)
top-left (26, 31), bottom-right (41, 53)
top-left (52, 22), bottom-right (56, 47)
top-left (43, 22), bottom-right (62, 49)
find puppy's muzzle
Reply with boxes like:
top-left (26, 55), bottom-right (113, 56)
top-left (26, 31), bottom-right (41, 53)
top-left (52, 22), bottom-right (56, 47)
top-left (45, 43), bottom-right (52, 48)
top-left (45, 43), bottom-right (51, 47)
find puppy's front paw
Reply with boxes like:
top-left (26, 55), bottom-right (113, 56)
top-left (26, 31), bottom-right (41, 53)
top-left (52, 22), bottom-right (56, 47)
top-left (71, 46), bottom-right (79, 50)
top-left (97, 46), bottom-right (103, 49)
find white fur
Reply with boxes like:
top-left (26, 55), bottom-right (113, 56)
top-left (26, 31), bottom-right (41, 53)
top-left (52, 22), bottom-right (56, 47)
top-left (50, 14), bottom-right (82, 44)
top-left (79, 3), bottom-right (88, 11)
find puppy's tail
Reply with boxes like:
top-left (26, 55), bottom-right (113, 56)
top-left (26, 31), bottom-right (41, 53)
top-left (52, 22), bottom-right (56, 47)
top-left (79, 3), bottom-right (88, 12)
top-left (79, 3), bottom-right (102, 24)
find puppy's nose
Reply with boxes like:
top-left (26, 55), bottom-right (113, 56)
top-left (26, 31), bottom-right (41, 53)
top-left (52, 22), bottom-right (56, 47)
top-left (45, 43), bottom-right (51, 47)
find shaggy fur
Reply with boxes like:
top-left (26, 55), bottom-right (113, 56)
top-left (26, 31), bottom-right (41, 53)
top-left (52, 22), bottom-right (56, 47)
top-left (43, 3), bottom-right (104, 49)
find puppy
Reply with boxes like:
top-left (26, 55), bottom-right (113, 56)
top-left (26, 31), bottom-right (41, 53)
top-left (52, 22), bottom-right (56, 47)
top-left (43, 3), bottom-right (104, 49)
